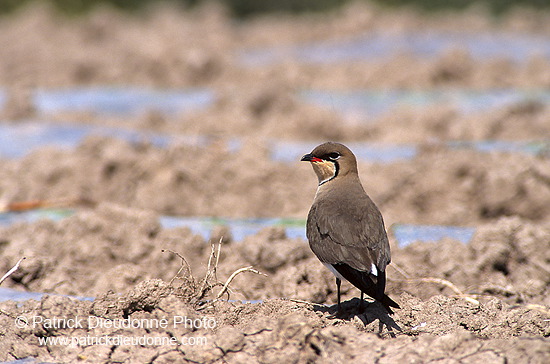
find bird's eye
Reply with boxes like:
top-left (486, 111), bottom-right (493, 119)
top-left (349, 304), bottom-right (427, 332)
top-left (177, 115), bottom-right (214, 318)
top-left (327, 152), bottom-right (340, 160)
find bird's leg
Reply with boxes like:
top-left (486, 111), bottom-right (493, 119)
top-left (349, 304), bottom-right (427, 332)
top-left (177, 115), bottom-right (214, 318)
top-left (360, 292), bottom-right (365, 310)
top-left (336, 278), bottom-right (341, 312)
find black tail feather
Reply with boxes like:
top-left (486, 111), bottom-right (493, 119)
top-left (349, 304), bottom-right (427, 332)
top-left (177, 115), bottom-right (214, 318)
top-left (380, 292), bottom-right (400, 315)
top-left (332, 263), bottom-right (400, 314)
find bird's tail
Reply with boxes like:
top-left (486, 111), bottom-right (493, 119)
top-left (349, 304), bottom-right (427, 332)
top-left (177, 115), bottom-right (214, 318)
top-left (332, 263), bottom-right (400, 315)
top-left (380, 294), bottom-right (400, 315)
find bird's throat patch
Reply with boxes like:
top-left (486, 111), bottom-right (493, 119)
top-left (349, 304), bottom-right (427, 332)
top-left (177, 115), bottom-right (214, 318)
top-left (312, 160), bottom-right (338, 186)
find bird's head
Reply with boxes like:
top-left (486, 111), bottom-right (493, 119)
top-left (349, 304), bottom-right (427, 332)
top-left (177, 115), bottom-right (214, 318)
top-left (301, 142), bottom-right (358, 186)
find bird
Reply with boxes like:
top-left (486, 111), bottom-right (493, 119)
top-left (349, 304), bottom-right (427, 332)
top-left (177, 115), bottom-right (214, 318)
top-left (301, 142), bottom-right (399, 314)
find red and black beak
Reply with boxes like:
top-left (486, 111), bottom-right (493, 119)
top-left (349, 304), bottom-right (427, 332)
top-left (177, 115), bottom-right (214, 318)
top-left (301, 154), bottom-right (322, 162)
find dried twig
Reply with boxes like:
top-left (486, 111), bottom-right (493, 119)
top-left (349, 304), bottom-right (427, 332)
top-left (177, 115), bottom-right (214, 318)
top-left (206, 243), bottom-right (216, 277)
top-left (510, 303), bottom-right (550, 316)
top-left (413, 277), bottom-right (465, 296)
top-left (288, 298), bottom-right (315, 305)
top-left (0, 257), bottom-right (26, 286)
top-left (390, 263), bottom-right (550, 314)
top-left (390, 262), bottom-right (411, 279)
top-left (162, 249), bottom-right (193, 285)
top-left (198, 238), bottom-right (224, 298)
top-left (206, 240), bottom-right (220, 282)
top-left (0, 309), bottom-right (12, 317)
top-left (214, 266), bottom-right (267, 301)
top-left (166, 238), bottom-right (266, 308)
top-left (389, 264), bottom-right (480, 305)
top-left (213, 238), bottom-right (222, 282)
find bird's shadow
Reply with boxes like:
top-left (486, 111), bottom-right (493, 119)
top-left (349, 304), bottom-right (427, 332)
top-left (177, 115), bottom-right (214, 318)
top-left (311, 298), bottom-right (402, 337)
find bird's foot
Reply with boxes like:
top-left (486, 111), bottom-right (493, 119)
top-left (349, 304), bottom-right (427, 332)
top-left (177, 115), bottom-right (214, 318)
top-left (327, 303), bottom-right (346, 319)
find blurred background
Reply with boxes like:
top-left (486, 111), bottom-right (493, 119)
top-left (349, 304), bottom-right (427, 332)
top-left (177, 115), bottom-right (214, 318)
top-left (1, 0), bottom-right (550, 16)
top-left (0, 0), bottom-right (549, 250)
top-left (0, 0), bottom-right (549, 313)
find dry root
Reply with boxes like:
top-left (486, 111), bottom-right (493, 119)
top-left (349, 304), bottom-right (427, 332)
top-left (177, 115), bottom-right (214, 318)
top-left (0, 257), bottom-right (26, 286)
top-left (213, 266), bottom-right (266, 302)
top-left (389, 262), bottom-right (480, 305)
top-left (391, 262), bottom-right (550, 313)
top-left (163, 238), bottom-right (266, 308)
